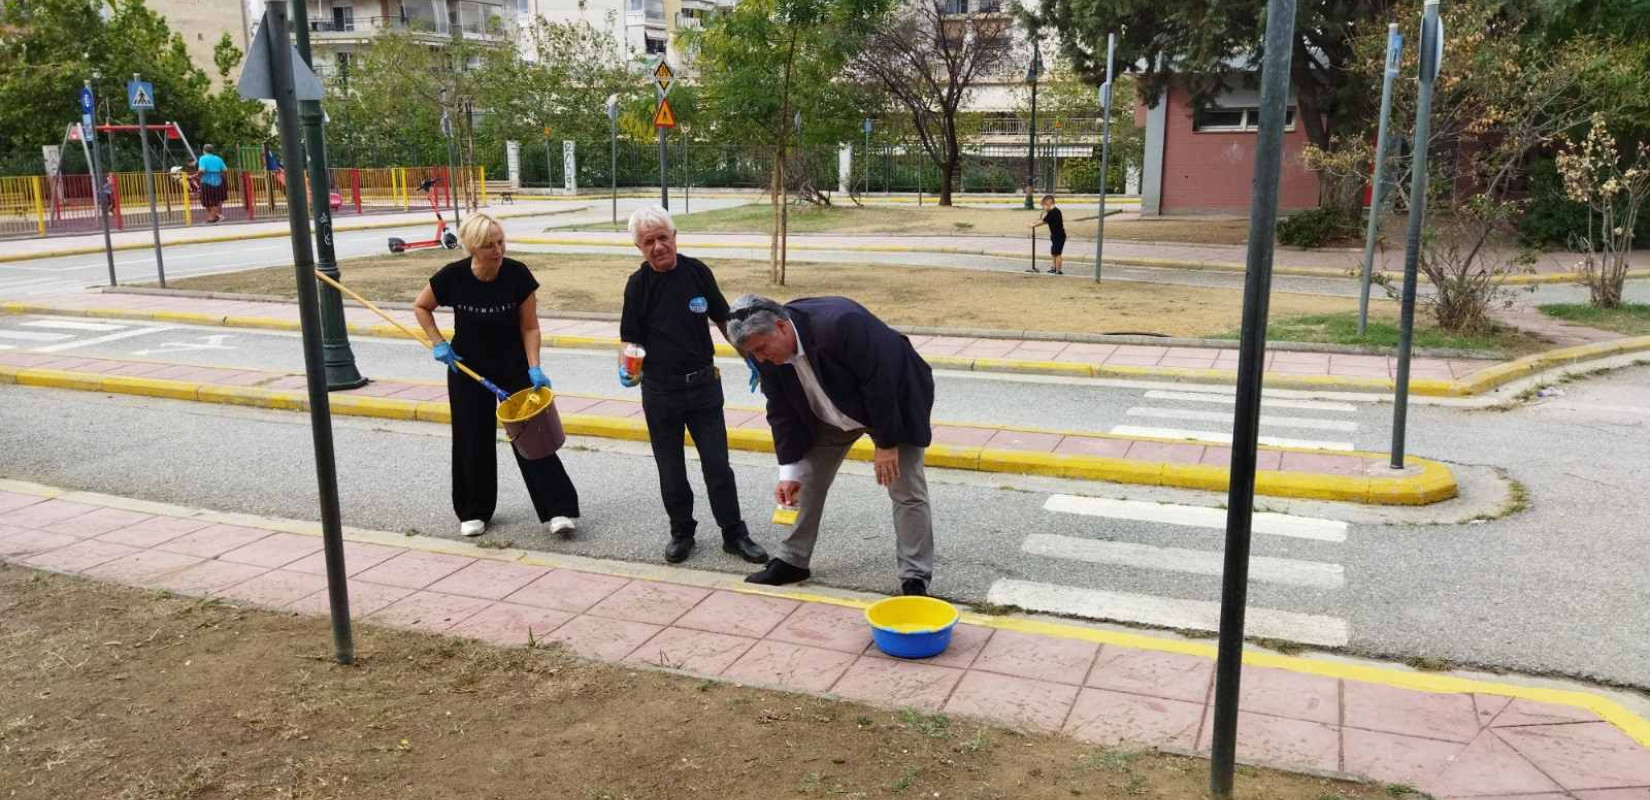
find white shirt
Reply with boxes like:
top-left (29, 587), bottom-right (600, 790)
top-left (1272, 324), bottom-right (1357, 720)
top-left (778, 332), bottom-right (863, 482)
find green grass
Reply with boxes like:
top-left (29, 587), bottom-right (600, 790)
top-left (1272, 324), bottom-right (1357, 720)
top-left (1226, 312), bottom-right (1538, 354)
top-left (1540, 303), bottom-right (1650, 336)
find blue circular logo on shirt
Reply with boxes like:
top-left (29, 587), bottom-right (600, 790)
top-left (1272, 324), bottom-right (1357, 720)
top-left (688, 296), bottom-right (708, 314)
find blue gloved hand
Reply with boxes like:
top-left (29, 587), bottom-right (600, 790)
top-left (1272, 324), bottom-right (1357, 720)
top-left (432, 341), bottom-right (461, 373)
top-left (528, 366), bottom-right (551, 390)
top-left (618, 365), bottom-right (639, 388)
top-left (745, 356), bottom-right (761, 393)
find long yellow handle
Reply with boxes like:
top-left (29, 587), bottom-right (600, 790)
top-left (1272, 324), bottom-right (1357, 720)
top-left (312, 269), bottom-right (492, 387)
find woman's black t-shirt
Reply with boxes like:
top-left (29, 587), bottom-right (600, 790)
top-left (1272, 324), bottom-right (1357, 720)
top-left (1044, 207), bottom-right (1066, 240)
top-left (428, 256), bottom-right (538, 380)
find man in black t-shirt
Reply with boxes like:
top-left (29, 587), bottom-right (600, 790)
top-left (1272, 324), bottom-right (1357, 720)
top-left (620, 206), bottom-right (768, 565)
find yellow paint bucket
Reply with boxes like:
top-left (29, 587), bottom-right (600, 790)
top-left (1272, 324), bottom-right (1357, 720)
top-left (496, 387), bottom-right (565, 460)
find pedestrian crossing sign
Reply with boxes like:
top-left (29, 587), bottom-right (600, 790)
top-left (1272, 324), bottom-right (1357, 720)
top-left (127, 80), bottom-right (155, 111)
top-left (653, 98), bottom-right (677, 128)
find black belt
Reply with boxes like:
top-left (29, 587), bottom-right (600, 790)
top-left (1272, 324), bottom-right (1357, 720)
top-left (644, 365), bottom-right (721, 387)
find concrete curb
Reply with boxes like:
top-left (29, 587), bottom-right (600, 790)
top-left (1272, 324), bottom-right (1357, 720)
top-left (0, 362), bottom-right (1456, 506)
top-left (7, 300), bottom-right (1646, 396)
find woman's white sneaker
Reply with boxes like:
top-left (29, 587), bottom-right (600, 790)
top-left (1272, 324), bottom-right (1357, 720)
top-left (459, 519), bottom-right (486, 537)
top-left (550, 517), bottom-right (577, 538)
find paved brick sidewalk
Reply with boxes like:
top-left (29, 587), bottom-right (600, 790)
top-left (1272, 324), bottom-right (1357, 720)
top-left (2, 484), bottom-right (1647, 795)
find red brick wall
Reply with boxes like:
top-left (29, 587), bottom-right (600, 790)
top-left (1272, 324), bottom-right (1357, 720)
top-left (1158, 85), bottom-right (1321, 215)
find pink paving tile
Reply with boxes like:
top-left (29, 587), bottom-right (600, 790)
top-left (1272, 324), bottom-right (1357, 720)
top-left (0, 491), bottom-right (46, 513)
top-left (1271, 351), bottom-right (1332, 364)
top-left (342, 381), bottom-right (414, 398)
top-left (1474, 694), bottom-right (1514, 727)
top-left (39, 506), bottom-right (153, 538)
top-left (286, 540), bottom-right (406, 576)
top-left (0, 499), bottom-right (99, 529)
top-left (1158, 357), bottom-right (1220, 370)
top-left (929, 425), bottom-right (999, 448)
top-left (1053, 350), bottom-right (1109, 364)
top-left (1007, 343), bottom-right (1070, 359)
top-left (151, 560), bottom-right (270, 596)
top-left (288, 580), bottom-right (414, 618)
top-left (1492, 698), bottom-right (1601, 727)
top-left (1497, 722), bottom-right (1650, 790)
top-left (543, 614), bottom-right (663, 661)
top-left (503, 569), bottom-right (630, 613)
top-left (81, 550), bottom-right (204, 584)
top-left (213, 569), bottom-right (330, 608)
top-left (104, 362), bottom-right (174, 377)
top-left (972, 629), bottom-right (1099, 686)
top-left (721, 640), bottom-right (860, 692)
top-left (449, 602), bottom-right (575, 647)
top-left (1269, 361), bottom-right (1332, 375)
top-left (553, 395), bottom-right (603, 414)
top-left (984, 429), bottom-right (1064, 453)
top-left (766, 603), bottom-right (874, 654)
top-left (1423, 731), bottom-right (1563, 796)
top-left (959, 342), bottom-right (1019, 358)
top-left (24, 538), bottom-right (140, 573)
top-left (624, 626), bottom-right (759, 673)
top-left (943, 670), bottom-right (1080, 732)
top-left (1331, 366), bottom-right (1397, 378)
top-left (1343, 684), bottom-right (1481, 743)
top-left (736, 414), bottom-right (774, 429)
top-left (1099, 355), bottom-right (1168, 367)
top-left (1085, 647), bottom-right (1213, 704)
top-left (586, 580), bottom-right (711, 626)
top-left (1342, 727), bottom-right (1466, 787)
top-left (673, 590), bottom-right (800, 638)
top-left (213, 371), bottom-right (277, 387)
top-left (155, 524), bottom-right (272, 559)
top-left (425, 559), bottom-right (551, 600)
top-left (218, 532), bottom-right (325, 569)
top-left (352, 550), bottom-right (475, 590)
top-left (1236, 665), bottom-right (1340, 725)
top-left (916, 344), bottom-right (966, 357)
top-left (0, 529), bottom-right (79, 559)
top-left (1054, 436), bottom-right (1134, 458)
top-left (863, 623), bottom-right (994, 670)
top-left (582, 399), bottom-right (643, 418)
top-left (366, 591), bottom-right (495, 634)
top-left (1113, 345), bottom-right (1170, 358)
top-left (1064, 688), bottom-right (1204, 750)
top-left (722, 409), bottom-right (762, 428)
top-left (924, 336), bottom-right (979, 348)
top-left (1279, 451), bottom-right (1370, 476)
top-left (1008, 339), bottom-right (1069, 353)
top-left (829, 657), bottom-right (964, 711)
top-left (1196, 710), bottom-right (1342, 773)
top-left (1575, 791), bottom-right (1650, 799)
top-left (383, 385), bottom-right (448, 402)
top-left (1125, 440), bottom-right (1208, 464)
top-left (1330, 354), bottom-right (1395, 369)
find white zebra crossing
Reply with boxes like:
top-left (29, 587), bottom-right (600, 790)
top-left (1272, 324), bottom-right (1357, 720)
top-left (1108, 425), bottom-right (1356, 452)
top-left (1042, 495), bottom-right (1347, 542)
top-left (987, 579), bottom-right (1351, 647)
top-left (1111, 386), bottom-right (1365, 452)
top-left (1125, 406), bottom-right (1358, 432)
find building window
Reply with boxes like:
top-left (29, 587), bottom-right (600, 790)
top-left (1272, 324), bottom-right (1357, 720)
top-left (1192, 105), bottom-right (1297, 133)
top-left (332, 5), bottom-right (354, 31)
top-left (628, 0), bottom-right (643, 11)
top-left (645, 36), bottom-right (666, 54)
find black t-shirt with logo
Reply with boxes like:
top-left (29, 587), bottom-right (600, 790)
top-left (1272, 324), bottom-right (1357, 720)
top-left (1044, 207), bottom-right (1065, 240)
top-left (428, 256), bottom-right (538, 380)
top-left (619, 254), bottom-right (730, 379)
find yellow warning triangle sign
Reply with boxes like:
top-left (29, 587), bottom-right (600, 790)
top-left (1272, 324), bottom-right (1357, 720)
top-left (653, 98), bottom-right (677, 128)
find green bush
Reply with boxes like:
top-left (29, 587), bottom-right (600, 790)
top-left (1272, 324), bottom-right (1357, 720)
top-left (1059, 157), bottom-right (1128, 194)
top-left (1276, 206), bottom-right (1363, 248)
top-left (1515, 157), bottom-right (1650, 249)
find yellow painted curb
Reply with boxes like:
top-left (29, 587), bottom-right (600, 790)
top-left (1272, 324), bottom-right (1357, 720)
top-left (99, 375), bottom-right (200, 401)
top-left (972, 357), bottom-right (1094, 377)
top-left (327, 394), bottom-right (420, 421)
top-left (152, 310), bottom-right (228, 326)
top-left (15, 367), bottom-right (103, 392)
top-left (197, 385), bottom-right (307, 411)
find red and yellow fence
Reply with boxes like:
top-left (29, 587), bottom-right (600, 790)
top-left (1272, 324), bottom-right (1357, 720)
top-left (0, 166), bottom-right (485, 240)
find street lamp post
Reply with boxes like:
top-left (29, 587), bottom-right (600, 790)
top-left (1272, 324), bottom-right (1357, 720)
top-left (1024, 40), bottom-right (1042, 209)
top-left (862, 117), bottom-right (872, 197)
top-left (607, 94), bottom-right (619, 229)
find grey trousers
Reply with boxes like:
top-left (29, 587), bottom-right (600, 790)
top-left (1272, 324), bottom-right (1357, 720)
top-left (777, 425), bottom-right (934, 582)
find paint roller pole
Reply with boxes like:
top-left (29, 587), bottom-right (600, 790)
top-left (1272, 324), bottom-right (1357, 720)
top-left (1209, 0), bottom-right (1297, 794)
top-left (264, 0), bottom-right (353, 665)
top-left (134, 74), bottom-right (165, 288)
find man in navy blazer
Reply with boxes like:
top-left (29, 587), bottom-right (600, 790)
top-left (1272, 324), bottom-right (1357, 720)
top-left (727, 294), bottom-right (937, 596)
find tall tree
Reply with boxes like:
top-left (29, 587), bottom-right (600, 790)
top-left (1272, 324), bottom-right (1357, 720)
top-left (849, 0), bottom-right (1019, 205)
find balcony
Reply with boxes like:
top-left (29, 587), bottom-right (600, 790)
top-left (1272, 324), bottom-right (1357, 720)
top-left (943, 0), bottom-right (1004, 15)
top-left (978, 117), bottom-right (1104, 138)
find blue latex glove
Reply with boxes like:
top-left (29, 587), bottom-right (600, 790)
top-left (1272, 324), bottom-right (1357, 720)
top-left (745, 356), bottom-right (761, 393)
top-left (618, 365), bottom-right (639, 388)
top-left (528, 366), bottom-right (551, 390)
top-left (431, 341), bottom-right (461, 373)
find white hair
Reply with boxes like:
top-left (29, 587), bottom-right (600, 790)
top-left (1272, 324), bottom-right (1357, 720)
top-left (626, 205), bottom-right (676, 241)
top-left (727, 294), bottom-right (789, 347)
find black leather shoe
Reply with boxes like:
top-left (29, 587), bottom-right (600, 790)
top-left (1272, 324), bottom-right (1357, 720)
top-left (745, 558), bottom-right (811, 586)
top-left (722, 535), bottom-right (769, 564)
top-left (664, 536), bottom-right (695, 564)
top-left (901, 579), bottom-right (928, 597)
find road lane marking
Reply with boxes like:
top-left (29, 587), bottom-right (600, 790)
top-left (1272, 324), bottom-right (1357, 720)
top-left (1043, 495), bottom-right (1348, 542)
top-left (1144, 390), bottom-right (1358, 413)
top-left (21, 319), bottom-right (128, 332)
top-left (1108, 425), bottom-right (1355, 452)
top-left (1126, 406), bottom-right (1358, 432)
top-left (1022, 533), bottom-right (1344, 589)
top-left (33, 325), bottom-right (173, 353)
top-left (0, 330), bottom-right (75, 342)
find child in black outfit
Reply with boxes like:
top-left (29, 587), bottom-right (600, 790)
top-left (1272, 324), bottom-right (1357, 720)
top-left (1028, 195), bottom-right (1066, 274)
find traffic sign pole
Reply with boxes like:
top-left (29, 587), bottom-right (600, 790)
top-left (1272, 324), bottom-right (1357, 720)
top-left (1095, 33), bottom-right (1115, 284)
top-left (131, 74), bottom-right (166, 288)
top-left (653, 60), bottom-right (675, 210)
top-left (1359, 25), bottom-right (1404, 336)
top-left (84, 81), bottom-right (117, 287)
top-left (1392, 0), bottom-right (1443, 469)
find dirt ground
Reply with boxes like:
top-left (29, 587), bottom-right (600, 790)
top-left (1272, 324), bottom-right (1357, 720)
top-left (0, 566), bottom-right (1404, 800)
top-left (168, 250), bottom-right (1368, 339)
top-left (566, 204), bottom-right (1255, 246)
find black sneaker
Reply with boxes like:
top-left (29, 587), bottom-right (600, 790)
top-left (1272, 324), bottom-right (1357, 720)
top-left (901, 579), bottom-right (928, 597)
top-left (664, 536), bottom-right (695, 564)
top-left (745, 558), bottom-right (811, 586)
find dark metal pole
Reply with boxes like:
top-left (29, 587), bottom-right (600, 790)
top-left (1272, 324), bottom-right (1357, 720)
top-left (1392, 0), bottom-right (1442, 469)
top-left (134, 76), bottom-right (166, 288)
top-left (1025, 41), bottom-right (1040, 210)
top-left (610, 110), bottom-right (618, 227)
top-left (544, 132), bottom-right (553, 189)
top-left (1359, 25), bottom-right (1404, 336)
top-left (658, 122), bottom-right (670, 210)
top-left (442, 104), bottom-right (462, 226)
top-left (86, 80), bottom-right (117, 287)
top-left (292, 0), bottom-right (367, 391)
top-left (263, 0), bottom-right (353, 666)
top-left (1210, 0), bottom-right (1297, 795)
top-left (1095, 33), bottom-right (1115, 283)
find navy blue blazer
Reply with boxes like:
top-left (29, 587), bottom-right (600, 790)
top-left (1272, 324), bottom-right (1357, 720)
top-left (754, 297), bottom-right (935, 466)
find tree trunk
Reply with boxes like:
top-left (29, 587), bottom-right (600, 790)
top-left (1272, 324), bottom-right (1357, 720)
top-left (939, 126), bottom-right (959, 206)
top-left (769, 153), bottom-right (781, 283)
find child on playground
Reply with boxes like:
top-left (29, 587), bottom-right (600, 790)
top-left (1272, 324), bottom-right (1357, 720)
top-left (1028, 194), bottom-right (1066, 274)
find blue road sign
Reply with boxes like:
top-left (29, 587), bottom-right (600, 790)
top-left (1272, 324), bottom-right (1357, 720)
top-left (80, 87), bottom-right (94, 115)
top-left (127, 80), bottom-right (155, 111)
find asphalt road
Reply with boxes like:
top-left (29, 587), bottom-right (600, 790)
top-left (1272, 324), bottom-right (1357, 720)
top-left (2, 328), bottom-right (1647, 686)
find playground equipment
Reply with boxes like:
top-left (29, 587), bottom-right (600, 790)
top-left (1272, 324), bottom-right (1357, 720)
top-left (387, 176), bottom-right (458, 254)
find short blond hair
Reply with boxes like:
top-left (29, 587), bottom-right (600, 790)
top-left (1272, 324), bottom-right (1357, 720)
top-left (457, 212), bottom-right (504, 253)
